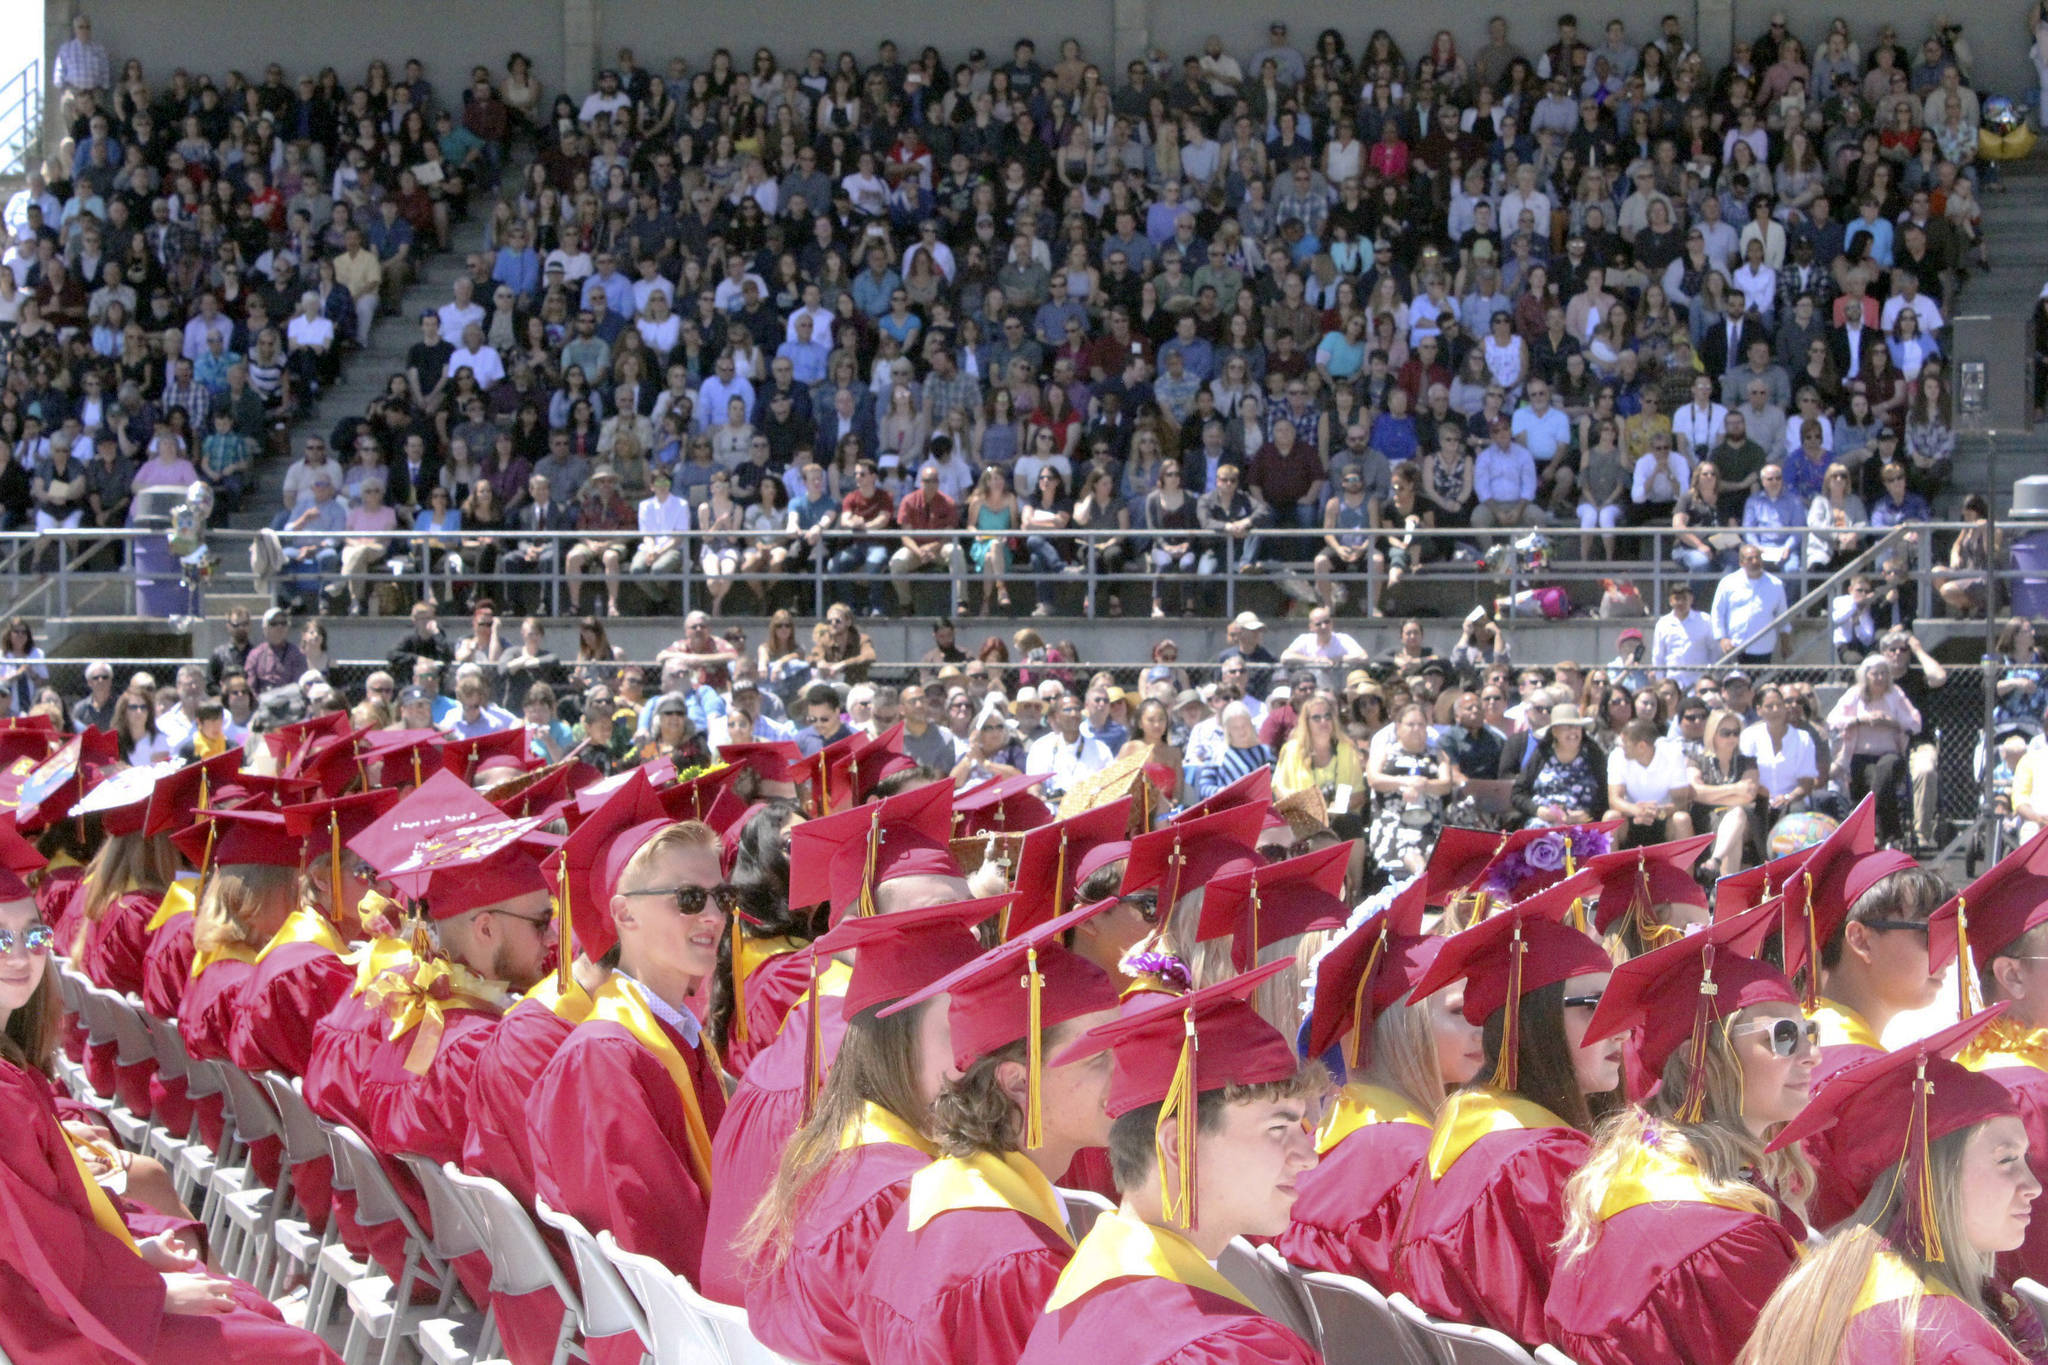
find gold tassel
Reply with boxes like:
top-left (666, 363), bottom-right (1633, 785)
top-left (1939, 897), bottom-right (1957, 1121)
top-left (1564, 840), bottom-right (1577, 878)
top-left (1955, 896), bottom-right (1978, 1022)
top-left (1488, 919), bottom-right (1527, 1091)
top-left (1247, 881), bottom-right (1262, 971)
top-left (1801, 869), bottom-right (1821, 1013)
top-left (1162, 834), bottom-right (1188, 921)
top-left (1567, 896), bottom-right (1589, 936)
top-left (1914, 1058), bottom-right (1945, 1262)
top-left (1023, 946), bottom-right (1045, 1149)
top-left (198, 771), bottom-right (210, 812)
top-left (1156, 1006), bottom-right (1199, 1228)
top-left (729, 912), bottom-right (748, 1044)
top-left (803, 949), bottom-right (824, 1121)
top-left (856, 810), bottom-right (883, 918)
top-left (1472, 890), bottom-right (1492, 925)
top-left (554, 875), bottom-right (571, 994)
top-left (330, 814), bottom-right (345, 931)
top-left (411, 750), bottom-right (423, 788)
top-left (1344, 930), bottom-right (1388, 1072)
top-left (1675, 944), bottom-right (1719, 1124)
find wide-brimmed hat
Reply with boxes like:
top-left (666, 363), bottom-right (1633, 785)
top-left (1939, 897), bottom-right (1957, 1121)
top-left (1539, 703), bottom-right (1595, 737)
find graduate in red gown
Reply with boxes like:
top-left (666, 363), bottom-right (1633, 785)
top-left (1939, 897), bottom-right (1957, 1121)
top-left (1279, 878), bottom-right (1484, 1288)
top-left (701, 778), bottom-right (970, 1306)
top-left (1016, 963), bottom-right (1327, 1365)
top-left (1544, 902), bottom-right (1817, 1365)
top-left (853, 895), bottom-right (1124, 1365)
top-left (527, 809), bottom-right (732, 1365)
top-left (713, 799), bottom-right (818, 1075)
top-left (1394, 886), bottom-right (1622, 1346)
top-left (1735, 1011), bottom-right (2043, 1365)
top-left (1769, 797), bottom-right (1943, 1227)
top-left (0, 866), bottom-right (342, 1365)
top-left (741, 895), bottom-right (1003, 1364)
top-left (1576, 832), bottom-right (1716, 958)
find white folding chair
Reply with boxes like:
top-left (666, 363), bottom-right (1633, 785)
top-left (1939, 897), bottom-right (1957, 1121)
top-left (1217, 1236), bottom-right (1319, 1344)
top-left (2016, 1278), bottom-right (2048, 1323)
top-left (599, 1227), bottom-right (796, 1365)
top-left (1297, 1270), bottom-right (1442, 1365)
top-left (532, 1195), bottom-right (649, 1356)
top-left (80, 988), bottom-right (152, 1145)
top-left (326, 1123), bottom-right (459, 1365)
top-left (211, 1065), bottom-right (293, 1284)
top-left (397, 1154), bottom-right (494, 1360)
top-left (1055, 1185), bottom-right (1115, 1241)
top-left (1389, 1296), bottom-right (1538, 1365)
top-left (1533, 1347), bottom-right (1583, 1365)
top-left (440, 1165), bottom-right (585, 1365)
top-left (134, 1011), bottom-right (196, 1169)
top-left (259, 1071), bottom-right (345, 1301)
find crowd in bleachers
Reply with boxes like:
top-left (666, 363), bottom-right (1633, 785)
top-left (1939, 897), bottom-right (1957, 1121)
top-left (2, 4), bottom-right (2007, 628)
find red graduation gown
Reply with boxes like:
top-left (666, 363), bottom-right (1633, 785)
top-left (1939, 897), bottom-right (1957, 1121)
top-left (724, 943), bottom-right (811, 1077)
top-left (43, 866), bottom-right (89, 1064)
top-left (1276, 1084), bottom-right (1433, 1289)
top-left (528, 987), bottom-right (726, 1365)
top-left (80, 891), bottom-right (164, 1115)
top-left (139, 913), bottom-right (200, 1132)
top-left (702, 986), bottom-right (850, 1306)
top-left (462, 990), bottom-right (583, 1365)
top-left (1396, 1089), bottom-right (1589, 1346)
top-left (178, 954), bottom-right (281, 1189)
top-left (226, 940), bottom-right (355, 1236)
top-left (854, 1151), bottom-right (1076, 1365)
top-left (1804, 999), bottom-right (1887, 1229)
top-left (1017, 1209), bottom-right (1323, 1365)
top-left (1839, 1256), bottom-right (2028, 1364)
top-left (0, 1058), bottom-right (341, 1365)
top-left (744, 1106), bottom-right (933, 1365)
top-left (1542, 1148), bottom-right (1807, 1365)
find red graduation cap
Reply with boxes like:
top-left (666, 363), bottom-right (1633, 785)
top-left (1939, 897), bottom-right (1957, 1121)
top-left (1928, 825), bottom-right (2048, 1020)
top-left (808, 895), bottom-right (1003, 1020)
top-left (953, 772), bottom-right (1054, 837)
top-left (1196, 842), bottom-right (1355, 971)
top-left (1407, 893), bottom-right (1612, 1091)
top-left (1305, 877), bottom-right (1441, 1069)
top-left (1119, 800), bottom-right (1268, 911)
top-left (0, 812), bottom-right (46, 879)
top-left (284, 788), bottom-right (405, 915)
top-left (265, 710), bottom-right (353, 769)
top-left (1766, 1007), bottom-right (2017, 1263)
top-left (543, 767), bottom-right (673, 968)
top-left (349, 770), bottom-right (550, 918)
top-left (356, 727), bottom-right (448, 787)
top-left (486, 758), bottom-right (601, 820)
top-left (171, 808), bottom-right (299, 871)
top-left (659, 765), bottom-right (746, 827)
top-left (1002, 797), bottom-right (1135, 942)
top-left (1052, 961), bottom-right (1301, 1227)
top-left (714, 741), bottom-right (801, 785)
top-left (1421, 820), bottom-right (1626, 907)
top-left (0, 715), bottom-right (53, 734)
top-left (882, 898), bottom-right (1123, 1148)
top-left (440, 727), bottom-right (533, 783)
top-left (1578, 833), bottom-right (1715, 938)
top-left (1584, 898), bottom-right (1795, 1111)
top-left (1774, 795), bottom-right (1917, 1006)
top-left (1174, 766), bottom-right (1274, 823)
top-left (0, 728), bottom-right (54, 770)
top-left (17, 728), bottom-right (121, 833)
top-left (826, 724), bottom-right (915, 807)
top-left (128, 752), bottom-right (246, 839)
top-left (213, 771), bottom-right (321, 808)
top-left (787, 779), bottom-right (963, 923)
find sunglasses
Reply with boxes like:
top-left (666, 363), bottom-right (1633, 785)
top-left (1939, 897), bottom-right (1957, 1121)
top-left (1562, 993), bottom-right (1603, 1011)
top-left (0, 923), bottom-right (55, 955)
top-left (1731, 1016), bottom-right (1821, 1057)
top-left (620, 884), bottom-right (740, 917)
top-left (1864, 918), bottom-right (1931, 938)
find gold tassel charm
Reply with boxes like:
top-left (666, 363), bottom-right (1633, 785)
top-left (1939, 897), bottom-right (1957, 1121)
top-left (730, 912), bottom-right (748, 1044)
top-left (1675, 945), bottom-right (1718, 1124)
top-left (1955, 896), bottom-right (1978, 1022)
top-left (856, 811), bottom-right (884, 918)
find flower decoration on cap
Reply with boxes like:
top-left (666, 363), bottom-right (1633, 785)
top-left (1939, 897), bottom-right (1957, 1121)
top-left (1423, 820), bottom-right (1623, 916)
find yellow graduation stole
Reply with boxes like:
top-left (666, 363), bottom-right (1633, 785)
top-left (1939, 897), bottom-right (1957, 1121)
top-left (521, 971), bottom-right (598, 1024)
top-left (1809, 998), bottom-right (1883, 1052)
top-left (344, 936), bottom-right (420, 995)
top-left (1596, 1141), bottom-right (1765, 1222)
top-left (64, 1134), bottom-right (139, 1253)
top-left (361, 955), bottom-right (503, 1076)
top-left (254, 907), bottom-right (349, 964)
top-left (1426, 1088), bottom-right (1572, 1181)
top-left (187, 937), bottom-right (260, 980)
top-left (906, 1149), bottom-right (1074, 1244)
top-left (837, 1099), bottom-right (937, 1154)
top-left (1852, 1250), bottom-right (1957, 1315)
top-left (143, 878), bottom-right (200, 932)
top-left (1316, 1082), bottom-right (1432, 1155)
top-left (729, 933), bottom-right (808, 1046)
top-left (775, 957), bottom-right (853, 1037)
top-left (1044, 1207), bottom-right (1253, 1312)
top-left (584, 975), bottom-right (718, 1194)
top-left (1958, 1017), bottom-right (2048, 1077)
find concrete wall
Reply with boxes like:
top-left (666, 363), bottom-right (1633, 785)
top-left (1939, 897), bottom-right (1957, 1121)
top-left (73, 0), bottom-right (2043, 117)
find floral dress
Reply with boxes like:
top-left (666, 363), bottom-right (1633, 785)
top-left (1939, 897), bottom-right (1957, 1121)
top-left (1524, 753), bottom-right (1604, 825)
top-left (1370, 743), bottom-right (1448, 866)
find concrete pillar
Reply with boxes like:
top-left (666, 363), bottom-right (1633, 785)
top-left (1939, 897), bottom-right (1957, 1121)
top-left (1112, 0), bottom-right (1150, 75)
top-left (1695, 0), bottom-right (1736, 75)
top-left (562, 0), bottom-right (597, 99)
top-left (39, 0), bottom-right (71, 161)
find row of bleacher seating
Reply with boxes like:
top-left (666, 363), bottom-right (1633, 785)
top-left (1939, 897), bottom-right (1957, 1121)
top-left (71, 952), bottom-right (1974, 1365)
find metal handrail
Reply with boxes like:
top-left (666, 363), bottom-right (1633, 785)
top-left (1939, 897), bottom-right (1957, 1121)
top-left (0, 61), bottom-right (42, 179)
top-left (1708, 524), bottom-right (1917, 668)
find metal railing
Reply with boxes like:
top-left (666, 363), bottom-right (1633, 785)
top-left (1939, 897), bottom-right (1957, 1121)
top-left (0, 61), bottom-right (41, 179)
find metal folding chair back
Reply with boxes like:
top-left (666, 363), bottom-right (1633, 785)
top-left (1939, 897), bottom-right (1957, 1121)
top-left (532, 1194), bottom-right (649, 1348)
top-left (1054, 1186), bottom-right (1115, 1241)
top-left (1297, 1271), bottom-right (1443, 1365)
top-left (1217, 1236), bottom-right (1319, 1344)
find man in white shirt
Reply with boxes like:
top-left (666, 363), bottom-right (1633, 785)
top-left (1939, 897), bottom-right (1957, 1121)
top-left (1739, 685), bottom-right (1819, 811)
top-left (1510, 381), bottom-right (1572, 484)
top-left (1471, 418), bottom-right (1543, 534)
top-left (1712, 543), bottom-right (1790, 663)
top-left (1651, 583), bottom-right (1717, 687)
top-left (435, 276), bottom-right (486, 340)
top-left (1879, 271), bottom-right (1944, 336)
top-left (1671, 373), bottom-right (1728, 457)
top-left (1608, 718), bottom-right (1696, 842)
top-left (1278, 607), bottom-right (1370, 692)
top-left (443, 322), bottom-right (506, 389)
top-left (577, 69), bottom-right (632, 126)
top-left (630, 466), bottom-right (691, 579)
top-left (1024, 693), bottom-right (1112, 800)
top-left (694, 353), bottom-right (754, 434)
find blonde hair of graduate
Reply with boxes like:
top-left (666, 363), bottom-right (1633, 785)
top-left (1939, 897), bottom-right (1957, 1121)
top-left (1733, 1126), bottom-right (2001, 1365)
top-left (192, 863), bottom-right (299, 956)
top-left (1358, 988), bottom-right (1457, 1118)
top-left (735, 997), bottom-right (934, 1274)
top-left (1558, 1005), bottom-right (1814, 1264)
top-left (74, 831), bottom-right (179, 951)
